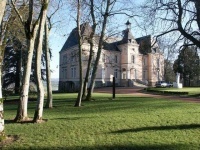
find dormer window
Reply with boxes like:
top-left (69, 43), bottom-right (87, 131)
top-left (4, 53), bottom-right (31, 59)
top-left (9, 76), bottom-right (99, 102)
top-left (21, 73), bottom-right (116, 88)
top-left (153, 48), bottom-right (157, 53)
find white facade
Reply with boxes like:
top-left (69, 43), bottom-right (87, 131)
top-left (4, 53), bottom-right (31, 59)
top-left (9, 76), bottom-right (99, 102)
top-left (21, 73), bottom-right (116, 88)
top-left (59, 22), bottom-right (164, 92)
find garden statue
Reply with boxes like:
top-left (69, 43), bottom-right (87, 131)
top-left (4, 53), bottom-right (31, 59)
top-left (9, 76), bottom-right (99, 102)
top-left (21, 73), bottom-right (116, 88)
top-left (173, 72), bottom-right (182, 88)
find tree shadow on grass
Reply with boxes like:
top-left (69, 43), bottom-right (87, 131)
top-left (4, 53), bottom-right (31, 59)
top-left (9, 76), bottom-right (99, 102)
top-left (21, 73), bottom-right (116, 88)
top-left (111, 124), bottom-right (200, 133)
top-left (5, 143), bottom-right (191, 150)
top-left (0, 135), bottom-right (19, 149)
top-left (50, 117), bottom-right (82, 121)
top-left (5, 118), bottom-right (48, 124)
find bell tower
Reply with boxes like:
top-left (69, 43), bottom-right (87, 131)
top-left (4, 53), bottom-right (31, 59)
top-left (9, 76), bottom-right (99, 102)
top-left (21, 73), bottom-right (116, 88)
top-left (125, 20), bottom-right (131, 30)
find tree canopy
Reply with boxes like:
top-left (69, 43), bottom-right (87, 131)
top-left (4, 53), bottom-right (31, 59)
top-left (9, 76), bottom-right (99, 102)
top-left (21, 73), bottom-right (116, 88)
top-left (173, 46), bottom-right (200, 86)
top-left (141, 0), bottom-right (200, 48)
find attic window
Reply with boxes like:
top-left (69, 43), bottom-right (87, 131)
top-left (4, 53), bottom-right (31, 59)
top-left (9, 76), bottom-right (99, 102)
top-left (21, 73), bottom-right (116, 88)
top-left (153, 48), bottom-right (157, 53)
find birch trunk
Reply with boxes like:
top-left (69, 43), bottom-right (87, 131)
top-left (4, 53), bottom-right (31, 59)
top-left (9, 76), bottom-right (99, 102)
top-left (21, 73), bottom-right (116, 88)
top-left (15, 36), bottom-right (38, 121)
top-left (33, 0), bottom-right (49, 122)
top-left (74, 0), bottom-right (84, 107)
top-left (0, 0), bottom-right (7, 137)
top-left (86, 0), bottom-right (110, 100)
top-left (0, 58), bottom-right (4, 135)
top-left (44, 20), bottom-right (53, 108)
top-left (0, 0), bottom-right (6, 23)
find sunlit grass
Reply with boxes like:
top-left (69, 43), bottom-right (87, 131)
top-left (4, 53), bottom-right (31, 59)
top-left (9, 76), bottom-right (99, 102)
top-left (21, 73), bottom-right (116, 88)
top-left (3, 93), bottom-right (200, 149)
top-left (148, 87), bottom-right (200, 96)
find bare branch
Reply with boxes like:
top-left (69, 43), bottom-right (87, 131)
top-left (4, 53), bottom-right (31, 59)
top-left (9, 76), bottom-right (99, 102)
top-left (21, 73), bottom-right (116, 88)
top-left (11, 0), bottom-right (24, 24)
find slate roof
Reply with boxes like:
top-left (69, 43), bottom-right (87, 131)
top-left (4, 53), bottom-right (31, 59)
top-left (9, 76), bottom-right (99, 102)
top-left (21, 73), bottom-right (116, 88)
top-left (117, 29), bottom-right (136, 45)
top-left (60, 23), bottom-right (92, 51)
top-left (60, 23), bottom-right (155, 55)
top-left (135, 35), bottom-right (152, 55)
top-left (103, 41), bottom-right (120, 51)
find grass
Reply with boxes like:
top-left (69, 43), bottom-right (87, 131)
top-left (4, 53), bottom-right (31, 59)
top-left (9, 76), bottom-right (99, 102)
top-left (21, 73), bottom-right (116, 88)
top-left (147, 87), bottom-right (200, 96)
top-left (3, 93), bottom-right (200, 149)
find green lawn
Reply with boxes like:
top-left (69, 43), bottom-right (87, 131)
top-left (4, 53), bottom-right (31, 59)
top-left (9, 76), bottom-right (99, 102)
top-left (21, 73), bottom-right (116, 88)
top-left (147, 87), bottom-right (200, 96)
top-left (3, 93), bottom-right (200, 149)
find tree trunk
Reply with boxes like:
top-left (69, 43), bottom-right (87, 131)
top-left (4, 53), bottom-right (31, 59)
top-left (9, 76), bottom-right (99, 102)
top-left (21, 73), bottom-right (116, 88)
top-left (33, 0), bottom-right (49, 122)
top-left (82, 0), bottom-right (97, 100)
top-left (0, 0), bottom-right (7, 138)
top-left (82, 46), bottom-right (94, 100)
top-left (15, 51), bottom-right (21, 94)
top-left (194, 0), bottom-right (200, 30)
top-left (15, 36), bottom-right (38, 121)
top-left (86, 0), bottom-right (110, 101)
top-left (0, 56), bottom-right (4, 136)
top-left (74, 0), bottom-right (84, 107)
top-left (0, 0), bottom-right (6, 24)
top-left (177, 0), bottom-right (200, 48)
top-left (11, 0), bottom-right (40, 122)
top-left (44, 20), bottom-right (53, 108)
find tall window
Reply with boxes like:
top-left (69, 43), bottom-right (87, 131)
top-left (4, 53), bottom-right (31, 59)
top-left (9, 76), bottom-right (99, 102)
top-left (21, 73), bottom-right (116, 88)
top-left (122, 73), bottom-right (126, 79)
top-left (71, 67), bottom-right (73, 78)
top-left (89, 67), bottom-right (93, 77)
top-left (143, 57), bottom-right (146, 65)
top-left (102, 53), bottom-right (106, 62)
top-left (114, 69), bottom-right (118, 78)
top-left (71, 52), bottom-right (75, 62)
top-left (157, 58), bottom-right (160, 68)
top-left (132, 55), bottom-right (135, 63)
top-left (115, 55), bottom-right (118, 63)
top-left (65, 68), bottom-right (67, 78)
top-left (102, 68), bottom-right (105, 79)
top-left (143, 70), bottom-right (146, 79)
top-left (62, 68), bottom-right (64, 78)
top-left (74, 67), bottom-right (76, 78)
top-left (71, 67), bottom-right (76, 78)
top-left (157, 70), bottom-right (160, 81)
top-left (63, 56), bottom-right (65, 64)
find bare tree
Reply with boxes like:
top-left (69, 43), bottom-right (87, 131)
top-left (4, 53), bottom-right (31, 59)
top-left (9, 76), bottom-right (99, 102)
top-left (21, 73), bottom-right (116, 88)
top-left (86, 0), bottom-right (112, 101)
top-left (44, 0), bottom-right (64, 108)
top-left (44, 19), bottom-right (53, 108)
top-left (157, 37), bottom-right (176, 81)
top-left (141, 0), bottom-right (200, 48)
top-left (33, 0), bottom-right (49, 122)
top-left (82, 0), bottom-right (97, 100)
top-left (74, 0), bottom-right (84, 107)
top-left (11, 0), bottom-right (42, 121)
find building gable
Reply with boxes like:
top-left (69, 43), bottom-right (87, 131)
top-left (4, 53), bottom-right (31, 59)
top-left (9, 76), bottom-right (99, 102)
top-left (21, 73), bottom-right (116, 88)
top-left (60, 23), bottom-right (92, 52)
